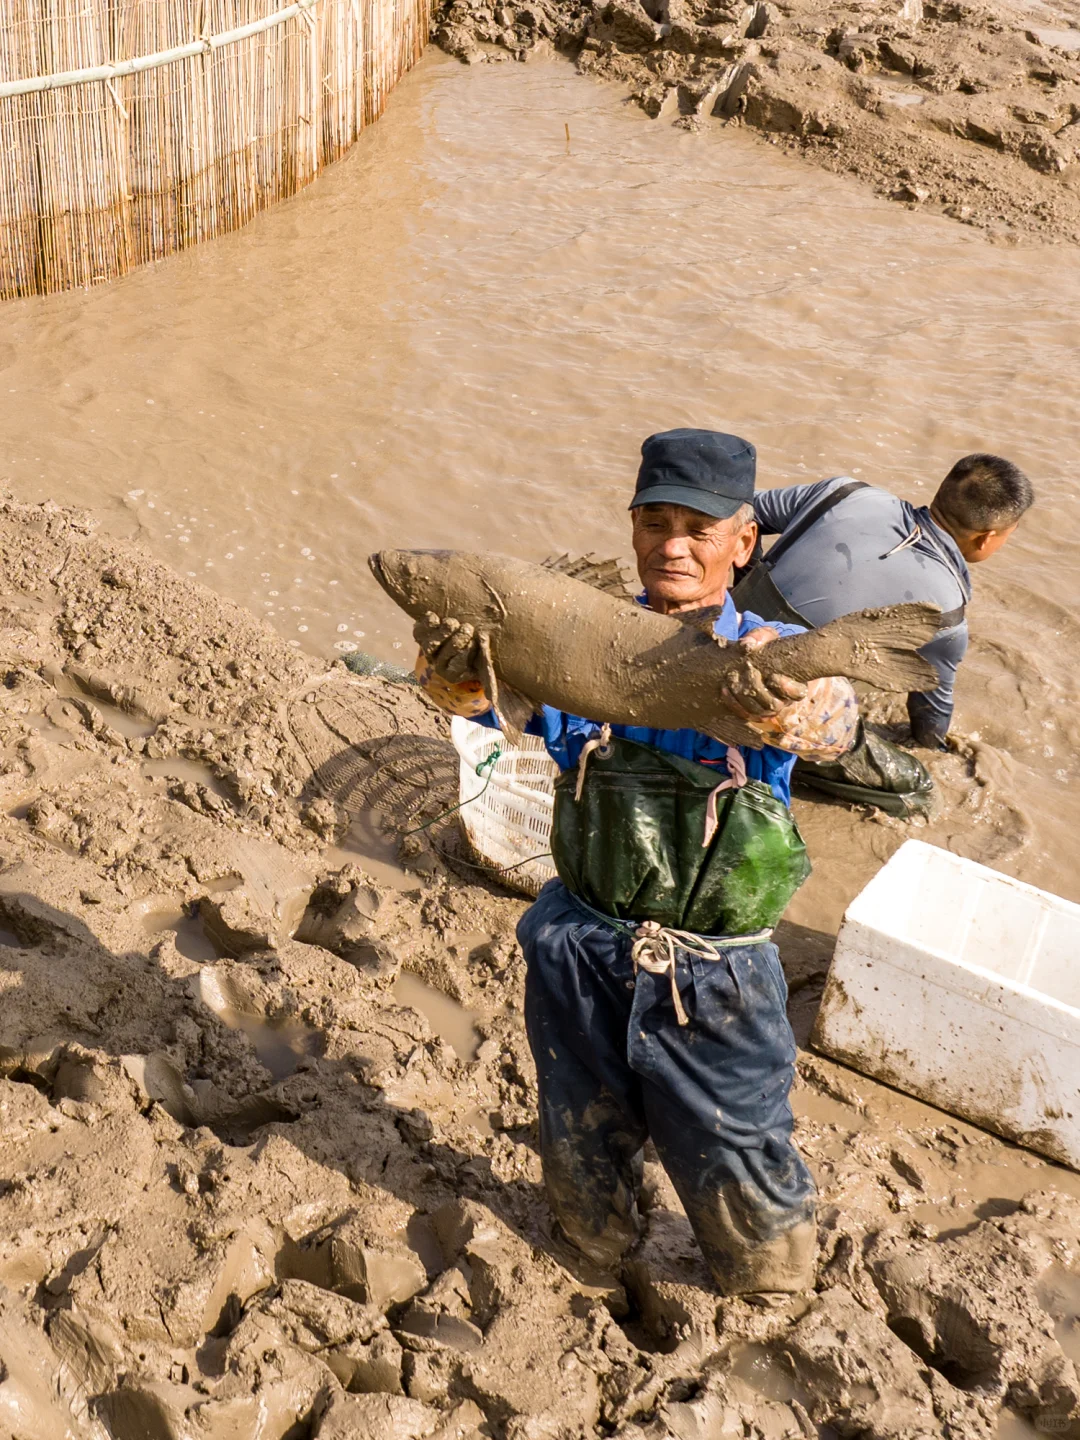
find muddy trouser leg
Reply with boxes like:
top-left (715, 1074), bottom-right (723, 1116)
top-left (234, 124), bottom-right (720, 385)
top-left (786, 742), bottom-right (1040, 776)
top-left (633, 938), bottom-right (817, 1295)
top-left (518, 881), bottom-right (648, 1268)
top-left (519, 884), bottom-right (816, 1293)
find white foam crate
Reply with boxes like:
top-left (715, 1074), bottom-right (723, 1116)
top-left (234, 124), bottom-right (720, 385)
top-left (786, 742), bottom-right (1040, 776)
top-left (450, 716), bottom-right (558, 897)
top-left (812, 838), bottom-right (1080, 1169)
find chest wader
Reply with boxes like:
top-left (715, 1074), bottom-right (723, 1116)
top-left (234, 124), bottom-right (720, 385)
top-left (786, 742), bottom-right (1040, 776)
top-left (731, 481), bottom-right (936, 817)
top-left (533, 736), bottom-right (820, 1297)
top-left (550, 735), bottom-right (810, 941)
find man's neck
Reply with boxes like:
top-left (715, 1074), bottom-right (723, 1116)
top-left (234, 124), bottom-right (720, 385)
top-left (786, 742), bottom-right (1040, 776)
top-left (928, 503), bottom-right (961, 546)
top-left (649, 589), bottom-right (730, 616)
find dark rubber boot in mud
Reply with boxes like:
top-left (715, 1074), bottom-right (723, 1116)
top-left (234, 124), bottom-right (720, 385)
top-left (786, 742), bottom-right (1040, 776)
top-left (690, 1203), bottom-right (818, 1297)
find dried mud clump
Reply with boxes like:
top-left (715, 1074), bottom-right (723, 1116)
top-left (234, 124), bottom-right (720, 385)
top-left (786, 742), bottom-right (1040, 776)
top-left (432, 0), bottom-right (1080, 243)
top-left (0, 494), bottom-right (1079, 1440)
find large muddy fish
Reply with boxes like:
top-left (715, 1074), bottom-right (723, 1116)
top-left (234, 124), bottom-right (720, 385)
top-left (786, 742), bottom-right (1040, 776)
top-left (368, 549), bottom-right (941, 749)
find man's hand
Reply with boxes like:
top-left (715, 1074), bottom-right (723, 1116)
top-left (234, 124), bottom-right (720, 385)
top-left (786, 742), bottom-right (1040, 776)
top-left (413, 611), bottom-right (483, 683)
top-left (721, 627), bottom-right (808, 719)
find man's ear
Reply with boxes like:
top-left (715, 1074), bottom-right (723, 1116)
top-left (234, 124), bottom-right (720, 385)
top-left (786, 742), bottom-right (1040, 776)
top-left (732, 520), bottom-right (758, 568)
top-left (971, 529), bottom-right (996, 556)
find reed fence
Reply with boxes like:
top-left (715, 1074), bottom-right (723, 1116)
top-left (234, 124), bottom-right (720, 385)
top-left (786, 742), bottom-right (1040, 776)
top-left (0, 0), bottom-right (429, 298)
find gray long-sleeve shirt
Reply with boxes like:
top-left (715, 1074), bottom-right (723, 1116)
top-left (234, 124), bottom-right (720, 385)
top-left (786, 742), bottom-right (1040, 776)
top-left (753, 478), bottom-right (971, 744)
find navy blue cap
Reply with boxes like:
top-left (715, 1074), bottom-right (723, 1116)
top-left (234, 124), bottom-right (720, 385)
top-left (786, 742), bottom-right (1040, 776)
top-left (629, 429), bottom-right (756, 520)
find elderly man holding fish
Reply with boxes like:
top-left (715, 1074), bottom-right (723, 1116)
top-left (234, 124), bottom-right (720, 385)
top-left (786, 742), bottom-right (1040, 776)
top-left (370, 429), bottom-right (941, 1295)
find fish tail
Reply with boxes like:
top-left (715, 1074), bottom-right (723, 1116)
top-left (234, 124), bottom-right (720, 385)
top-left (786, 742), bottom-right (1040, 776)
top-left (766, 603), bottom-right (943, 692)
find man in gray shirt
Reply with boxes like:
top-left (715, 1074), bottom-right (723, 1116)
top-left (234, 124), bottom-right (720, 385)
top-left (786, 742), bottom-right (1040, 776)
top-left (733, 454), bottom-right (1033, 804)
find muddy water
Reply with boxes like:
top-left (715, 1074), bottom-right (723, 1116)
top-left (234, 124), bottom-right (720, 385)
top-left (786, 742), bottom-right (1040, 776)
top-left (195, 968), bottom-right (323, 1079)
top-left (140, 755), bottom-right (231, 799)
top-left (42, 666), bottom-right (158, 739)
top-left (1038, 1264), bottom-right (1080, 1365)
top-left (141, 902), bottom-right (223, 964)
top-left (2, 52), bottom-right (1080, 916)
top-left (326, 808), bottom-right (417, 889)
top-left (394, 971), bottom-right (480, 1060)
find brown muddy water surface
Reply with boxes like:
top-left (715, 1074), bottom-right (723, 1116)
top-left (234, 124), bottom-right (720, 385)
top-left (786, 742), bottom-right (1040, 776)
top-left (2, 50), bottom-right (1080, 927)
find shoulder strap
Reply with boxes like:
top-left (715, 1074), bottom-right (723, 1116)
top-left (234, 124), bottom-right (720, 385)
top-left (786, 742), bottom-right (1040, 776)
top-left (763, 480), bottom-right (870, 569)
top-left (915, 519), bottom-right (973, 605)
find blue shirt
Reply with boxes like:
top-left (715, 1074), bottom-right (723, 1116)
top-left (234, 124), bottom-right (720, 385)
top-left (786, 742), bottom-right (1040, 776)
top-left (754, 477), bottom-right (970, 743)
top-left (478, 593), bottom-right (803, 806)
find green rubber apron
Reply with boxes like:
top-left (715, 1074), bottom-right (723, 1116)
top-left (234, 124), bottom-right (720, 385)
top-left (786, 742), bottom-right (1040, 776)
top-left (550, 735), bottom-right (810, 939)
top-left (731, 482), bottom-right (936, 817)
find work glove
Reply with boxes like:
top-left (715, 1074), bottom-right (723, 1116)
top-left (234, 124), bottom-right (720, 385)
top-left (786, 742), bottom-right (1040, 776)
top-left (413, 612), bottom-right (483, 684)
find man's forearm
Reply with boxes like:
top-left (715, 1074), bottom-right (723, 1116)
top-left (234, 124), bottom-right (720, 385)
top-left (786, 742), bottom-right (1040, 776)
top-left (905, 624), bottom-right (963, 750)
top-left (745, 676), bottom-right (858, 759)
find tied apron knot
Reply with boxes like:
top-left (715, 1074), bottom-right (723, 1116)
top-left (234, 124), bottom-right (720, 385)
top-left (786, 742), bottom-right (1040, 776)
top-left (703, 746), bottom-right (748, 847)
top-left (567, 892), bottom-right (777, 1029)
top-left (574, 722), bottom-right (613, 801)
top-left (631, 921), bottom-right (728, 1027)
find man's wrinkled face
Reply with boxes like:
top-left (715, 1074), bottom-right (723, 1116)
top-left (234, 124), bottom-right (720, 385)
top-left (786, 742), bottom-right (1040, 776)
top-left (631, 502), bottom-right (758, 613)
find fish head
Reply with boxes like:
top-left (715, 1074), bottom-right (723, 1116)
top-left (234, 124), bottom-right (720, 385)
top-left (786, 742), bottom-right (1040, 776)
top-left (368, 549), bottom-right (455, 618)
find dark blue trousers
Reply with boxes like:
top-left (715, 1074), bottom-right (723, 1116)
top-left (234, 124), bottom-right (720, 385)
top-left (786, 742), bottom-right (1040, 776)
top-left (517, 880), bottom-right (817, 1295)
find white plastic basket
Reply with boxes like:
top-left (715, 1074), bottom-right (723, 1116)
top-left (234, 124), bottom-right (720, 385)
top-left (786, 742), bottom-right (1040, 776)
top-left (450, 716), bottom-right (558, 896)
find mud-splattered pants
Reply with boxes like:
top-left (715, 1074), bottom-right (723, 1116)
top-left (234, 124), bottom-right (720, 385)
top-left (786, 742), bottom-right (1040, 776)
top-left (517, 880), bottom-right (817, 1295)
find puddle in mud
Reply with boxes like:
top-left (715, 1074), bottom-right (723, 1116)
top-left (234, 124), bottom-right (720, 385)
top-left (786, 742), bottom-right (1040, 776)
top-left (1037, 1264), bottom-right (1080, 1366)
top-left (90, 702), bottom-right (156, 739)
top-left (728, 1344), bottom-right (808, 1407)
top-left (327, 808), bottom-right (414, 890)
top-left (204, 875), bottom-right (243, 894)
top-left (142, 904), bottom-right (223, 964)
top-left (0, 1305), bottom-right (89, 1439)
top-left (194, 970), bottom-right (323, 1080)
top-left (448, 929), bottom-right (491, 959)
top-left (44, 669), bottom-right (158, 739)
top-left (217, 1009), bottom-right (322, 1082)
top-left (25, 713), bottom-right (73, 745)
top-left (394, 971), bottom-right (480, 1061)
top-left (795, 1086), bottom-right (871, 1133)
top-left (464, 1106), bottom-right (494, 1136)
top-left (996, 1412), bottom-right (1041, 1439)
top-left (141, 756), bottom-right (231, 799)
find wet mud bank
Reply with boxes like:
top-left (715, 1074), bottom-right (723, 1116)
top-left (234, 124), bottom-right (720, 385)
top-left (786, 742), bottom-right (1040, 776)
top-left (433, 0), bottom-right (1080, 243)
top-left (1, 496), bottom-right (1080, 1439)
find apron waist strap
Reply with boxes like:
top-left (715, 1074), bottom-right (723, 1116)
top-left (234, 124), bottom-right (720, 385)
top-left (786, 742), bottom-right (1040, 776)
top-left (567, 892), bottom-right (773, 1027)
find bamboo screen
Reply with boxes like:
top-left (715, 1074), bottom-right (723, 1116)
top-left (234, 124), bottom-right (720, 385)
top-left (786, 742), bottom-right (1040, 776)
top-left (0, 0), bottom-right (429, 298)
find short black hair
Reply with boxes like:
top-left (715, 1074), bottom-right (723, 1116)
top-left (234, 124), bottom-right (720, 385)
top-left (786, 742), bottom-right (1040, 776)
top-left (934, 454), bottom-right (1034, 533)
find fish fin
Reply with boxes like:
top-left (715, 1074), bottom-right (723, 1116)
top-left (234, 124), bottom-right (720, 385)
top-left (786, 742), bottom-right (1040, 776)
top-left (476, 632), bottom-right (537, 748)
top-left (761, 603), bottom-right (942, 692)
top-left (542, 552), bottom-right (635, 601)
top-left (674, 604), bottom-right (729, 638)
top-left (495, 682), bottom-right (538, 746)
top-left (700, 718), bottom-right (766, 750)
